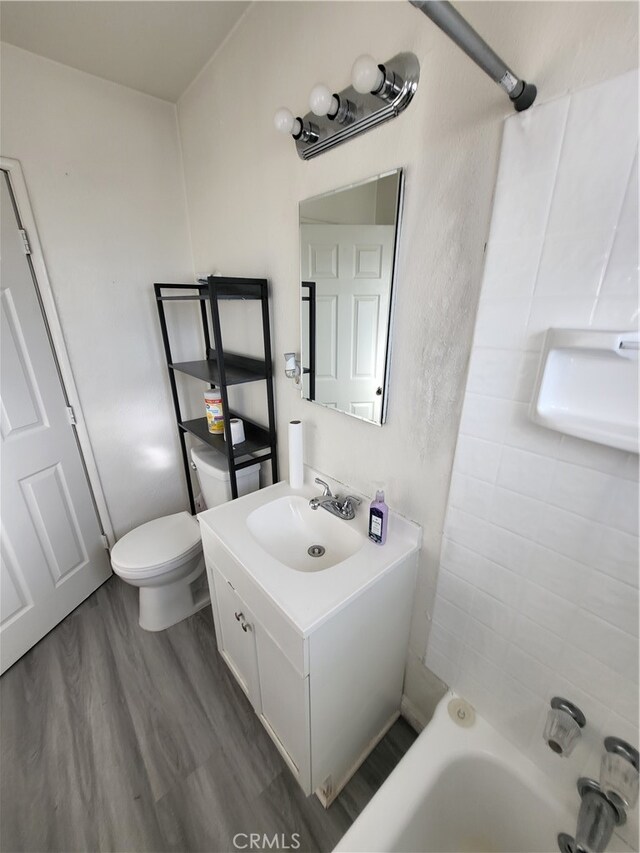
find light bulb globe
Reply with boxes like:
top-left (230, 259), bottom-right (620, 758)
top-left (309, 84), bottom-right (337, 117)
top-left (273, 107), bottom-right (296, 135)
top-left (351, 54), bottom-right (384, 94)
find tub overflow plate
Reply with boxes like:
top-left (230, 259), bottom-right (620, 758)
top-left (308, 544), bottom-right (325, 558)
top-left (448, 697), bottom-right (476, 728)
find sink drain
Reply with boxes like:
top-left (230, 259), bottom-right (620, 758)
top-left (308, 544), bottom-right (326, 557)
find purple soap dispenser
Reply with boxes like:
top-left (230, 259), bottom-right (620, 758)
top-left (368, 490), bottom-right (388, 545)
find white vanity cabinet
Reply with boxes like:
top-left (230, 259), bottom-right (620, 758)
top-left (200, 510), bottom-right (419, 806)
top-left (209, 561), bottom-right (311, 786)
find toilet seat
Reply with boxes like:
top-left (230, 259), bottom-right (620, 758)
top-left (111, 512), bottom-right (202, 579)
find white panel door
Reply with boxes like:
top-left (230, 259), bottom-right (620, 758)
top-left (0, 173), bottom-right (111, 673)
top-left (300, 225), bottom-right (394, 421)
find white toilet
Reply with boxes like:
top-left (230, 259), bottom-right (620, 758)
top-left (110, 446), bottom-right (260, 631)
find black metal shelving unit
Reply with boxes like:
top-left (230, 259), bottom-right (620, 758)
top-left (154, 277), bottom-right (278, 513)
top-left (301, 280), bottom-right (316, 402)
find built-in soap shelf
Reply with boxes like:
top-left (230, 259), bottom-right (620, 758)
top-left (530, 329), bottom-right (639, 454)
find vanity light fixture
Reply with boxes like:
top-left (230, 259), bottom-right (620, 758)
top-left (274, 51), bottom-right (420, 160)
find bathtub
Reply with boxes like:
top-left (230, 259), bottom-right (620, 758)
top-left (335, 693), bottom-right (608, 853)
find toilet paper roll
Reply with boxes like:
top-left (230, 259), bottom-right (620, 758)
top-left (223, 417), bottom-right (246, 445)
top-left (288, 420), bottom-right (304, 489)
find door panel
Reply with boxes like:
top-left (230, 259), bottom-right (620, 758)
top-left (301, 224), bottom-right (394, 421)
top-left (316, 295), bottom-right (337, 379)
top-left (0, 288), bottom-right (47, 437)
top-left (0, 539), bottom-right (31, 626)
top-left (352, 295), bottom-right (380, 378)
top-left (0, 173), bottom-right (111, 672)
top-left (20, 463), bottom-right (89, 585)
top-left (351, 401), bottom-right (375, 420)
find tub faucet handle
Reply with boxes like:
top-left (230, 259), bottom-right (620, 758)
top-left (544, 697), bottom-right (585, 757)
top-left (601, 737), bottom-right (639, 810)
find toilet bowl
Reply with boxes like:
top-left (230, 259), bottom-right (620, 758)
top-left (111, 512), bottom-right (206, 631)
top-left (110, 448), bottom-right (260, 631)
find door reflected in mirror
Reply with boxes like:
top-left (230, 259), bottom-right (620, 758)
top-left (299, 169), bottom-right (403, 425)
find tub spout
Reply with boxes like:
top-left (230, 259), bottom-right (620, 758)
top-left (558, 779), bottom-right (626, 853)
top-left (575, 788), bottom-right (617, 853)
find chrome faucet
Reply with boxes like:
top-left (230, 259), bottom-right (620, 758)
top-left (558, 737), bottom-right (639, 853)
top-left (309, 478), bottom-right (361, 520)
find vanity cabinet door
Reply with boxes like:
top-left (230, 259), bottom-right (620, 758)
top-left (212, 568), bottom-right (261, 713)
top-left (256, 627), bottom-right (311, 792)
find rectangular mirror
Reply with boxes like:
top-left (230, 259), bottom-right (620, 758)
top-left (299, 169), bottom-right (404, 425)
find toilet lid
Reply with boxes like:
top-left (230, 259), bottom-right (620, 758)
top-left (111, 512), bottom-right (202, 574)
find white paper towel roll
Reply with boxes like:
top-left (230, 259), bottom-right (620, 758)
top-left (288, 420), bottom-right (304, 489)
top-left (224, 417), bottom-right (245, 445)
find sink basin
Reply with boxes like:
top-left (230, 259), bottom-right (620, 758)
top-left (246, 495), bottom-right (365, 572)
top-left (198, 475), bottom-right (421, 635)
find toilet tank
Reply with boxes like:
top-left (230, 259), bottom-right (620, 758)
top-left (190, 446), bottom-right (260, 507)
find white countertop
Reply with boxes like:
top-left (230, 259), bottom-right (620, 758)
top-left (197, 471), bottom-right (421, 637)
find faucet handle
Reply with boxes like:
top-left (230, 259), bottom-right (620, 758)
top-left (604, 737), bottom-right (639, 771)
top-left (601, 737), bottom-right (639, 809)
top-left (314, 478), bottom-right (332, 497)
top-left (341, 495), bottom-right (361, 511)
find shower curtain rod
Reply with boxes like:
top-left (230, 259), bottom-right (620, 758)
top-left (409, 0), bottom-right (537, 111)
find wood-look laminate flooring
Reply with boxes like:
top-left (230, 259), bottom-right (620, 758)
top-left (0, 577), bottom-right (417, 853)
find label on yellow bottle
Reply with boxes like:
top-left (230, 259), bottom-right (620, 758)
top-left (204, 391), bottom-right (224, 434)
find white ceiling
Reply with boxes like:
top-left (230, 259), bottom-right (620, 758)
top-left (0, 1), bottom-right (251, 102)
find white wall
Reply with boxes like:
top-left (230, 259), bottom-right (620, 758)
top-left (1, 44), bottom-right (195, 538)
top-left (176, 2), bottom-right (639, 716)
top-left (426, 69), bottom-right (639, 847)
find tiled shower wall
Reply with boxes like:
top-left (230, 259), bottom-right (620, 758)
top-left (425, 69), bottom-right (639, 812)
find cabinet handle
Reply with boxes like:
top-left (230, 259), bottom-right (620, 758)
top-left (234, 611), bottom-right (244, 622)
